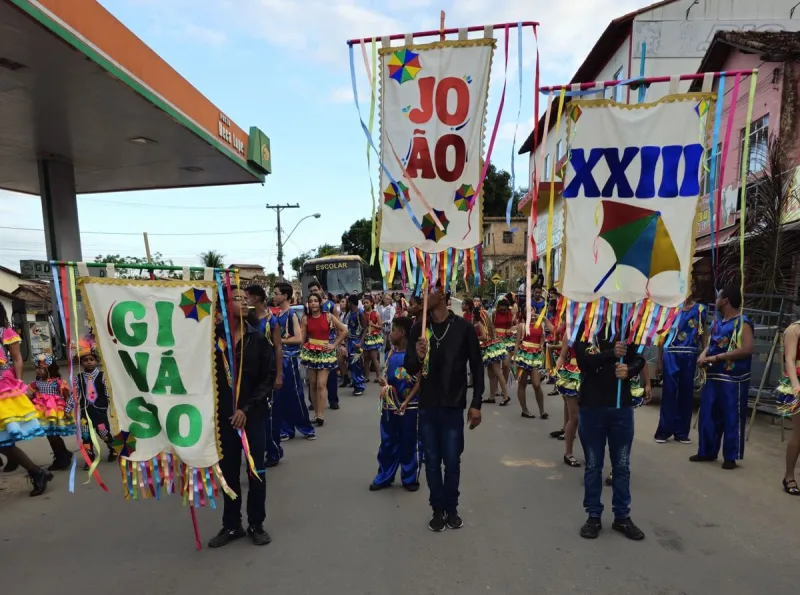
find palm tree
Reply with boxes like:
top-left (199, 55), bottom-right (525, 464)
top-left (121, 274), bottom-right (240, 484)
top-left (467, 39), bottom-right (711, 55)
top-left (200, 250), bottom-right (225, 269)
top-left (720, 134), bottom-right (800, 310)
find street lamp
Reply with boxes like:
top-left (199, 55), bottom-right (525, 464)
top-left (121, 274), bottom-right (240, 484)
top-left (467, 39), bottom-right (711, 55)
top-left (273, 211), bottom-right (321, 280)
top-left (283, 213), bottom-right (321, 247)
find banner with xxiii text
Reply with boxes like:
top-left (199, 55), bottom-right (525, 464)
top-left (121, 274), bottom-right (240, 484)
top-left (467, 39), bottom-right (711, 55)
top-left (78, 278), bottom-right (220, 470)
top-left (379, 38), bottom-right (494, 254)
top-left (561, 94), bottom-right (715, 307)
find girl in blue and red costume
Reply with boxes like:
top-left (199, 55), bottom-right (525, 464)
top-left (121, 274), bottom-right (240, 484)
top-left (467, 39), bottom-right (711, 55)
top-left (370, 317), bottom-right (421, 492)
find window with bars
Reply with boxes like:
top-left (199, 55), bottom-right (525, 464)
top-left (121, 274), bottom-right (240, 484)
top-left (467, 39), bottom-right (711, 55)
top-left (556, 140), bottom-right (565, 161)
top-left (740, 115), bottom-right (769, 175)
top-left (703, 143), bottom-right (723, 196)
top-left (502, 231), bottom-right (513, 244)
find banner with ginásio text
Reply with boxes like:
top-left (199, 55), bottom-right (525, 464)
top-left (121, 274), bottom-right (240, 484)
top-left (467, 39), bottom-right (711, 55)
top-left (78, 278), bottom-right (220, 469)
top-left (561, 94), bottom-right (715, 307)
top-left (379, 38), bottom-right (494, 254)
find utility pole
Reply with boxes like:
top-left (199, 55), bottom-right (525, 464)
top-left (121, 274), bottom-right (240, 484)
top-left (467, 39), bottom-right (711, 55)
top-left (266, 203), bottom-right (299, 280)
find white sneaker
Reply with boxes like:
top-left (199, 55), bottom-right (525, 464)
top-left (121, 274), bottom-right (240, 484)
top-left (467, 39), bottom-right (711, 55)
top-left (654, 436), bottom-right (668, 444)
top-left (677, 437), bottom-right (692, 444)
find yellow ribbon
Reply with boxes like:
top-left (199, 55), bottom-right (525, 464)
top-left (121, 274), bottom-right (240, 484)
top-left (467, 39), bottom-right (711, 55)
top-left (545, 88), bottom-right (567, 293)
top-left (736, 71), bottom-right (758, 346)
top-left (362, 40), bottom-right (379, 265)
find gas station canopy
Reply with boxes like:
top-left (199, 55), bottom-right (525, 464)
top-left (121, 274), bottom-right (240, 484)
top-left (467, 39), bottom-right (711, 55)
top-left (0, 0), bottom-right (271, 195)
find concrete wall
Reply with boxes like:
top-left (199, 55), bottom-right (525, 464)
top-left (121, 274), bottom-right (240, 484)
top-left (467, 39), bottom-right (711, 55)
top-left (0, 268), bottom-right (22, 294)
top-left (483, 219), bottom-right (527, 258)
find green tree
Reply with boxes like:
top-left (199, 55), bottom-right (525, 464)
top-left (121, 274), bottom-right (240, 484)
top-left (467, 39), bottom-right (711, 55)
top-left (200, 250), bottom-right (225, 269)
top-left (341, 218), bottom-right (382, 280)
top-left (93, 253), bottom-right (180, 279)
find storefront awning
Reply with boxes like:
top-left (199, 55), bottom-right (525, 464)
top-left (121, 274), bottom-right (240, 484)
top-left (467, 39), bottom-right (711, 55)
top-left (695, 227), bottom-right (738, 252)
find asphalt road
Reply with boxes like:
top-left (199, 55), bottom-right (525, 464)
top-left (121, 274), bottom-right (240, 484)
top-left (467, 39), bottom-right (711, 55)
top-left (2, 379), bottom-right (799, 595)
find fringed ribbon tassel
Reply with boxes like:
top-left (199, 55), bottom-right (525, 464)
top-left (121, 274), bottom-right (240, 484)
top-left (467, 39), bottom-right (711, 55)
top-left (559, 297), bottom-right (682, 349)
top-left (119, 453), bottom-right (236, 507)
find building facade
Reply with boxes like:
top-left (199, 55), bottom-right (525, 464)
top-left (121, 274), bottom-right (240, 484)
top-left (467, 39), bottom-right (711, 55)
top-left (482, 216), bottom-right (528, 283)
top-left (519, 0), bottom-right (800, 293)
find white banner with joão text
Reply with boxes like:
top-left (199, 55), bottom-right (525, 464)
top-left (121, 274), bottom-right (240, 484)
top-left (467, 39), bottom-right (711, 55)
top-left (379, 38), bottom-right (494, 254)
top-left (79, 278), bottom-right (220, 468)
top-left (560, 95), bottom-right (714, 306)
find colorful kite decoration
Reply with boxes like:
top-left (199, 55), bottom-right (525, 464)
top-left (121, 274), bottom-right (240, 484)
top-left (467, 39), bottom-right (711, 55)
top-left (421, 209), bottom-right (450, 242)
top-left (388, 49), bottom-right (422, 84)
top-left (179, 288), bottom-right (212, 322)
top-left (453, 184), bottom-right (476, 212)
top-left (383, 181), bottom-right (410, 210)
top-left (113, 430), bottom-right (137, 457)
top-left (593, 201), bottom-right (681, 293)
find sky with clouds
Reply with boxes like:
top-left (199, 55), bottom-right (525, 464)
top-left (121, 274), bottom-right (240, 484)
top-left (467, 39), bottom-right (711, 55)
top-left (0, 0), bottom-right (655, 273)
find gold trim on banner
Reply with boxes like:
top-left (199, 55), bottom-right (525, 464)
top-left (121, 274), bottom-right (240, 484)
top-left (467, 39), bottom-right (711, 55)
top-left (558, 92), bottom-right (719, 299)
top-left (569, 92), bottom-right (717, 111)
top-left (77, 276), bottom-right (223, 462)
top-left (377, 37), bottom-right (495, 56)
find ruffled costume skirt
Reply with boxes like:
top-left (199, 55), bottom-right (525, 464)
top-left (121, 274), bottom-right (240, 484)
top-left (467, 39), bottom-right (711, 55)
top-left (300, 340), bottom-right (338, 370)
top-left (630, 376), bottom-right (645, 408)
top-left (513, 341), bottom-right (544, 372)
top-left (776, 373), bottom-right (800, 416)
top-left (32, 393), bottom-right (76, 437)
top-left (495, 328), bottom-right (516, 353)
top-left (556, 360), bottom-right (580, 398)
top-left (364, 333), bottom-right (383, 351)
top-left (0, 370), bottom-right (44, 447)
top-left (480, 340), bottom-right (507, 366)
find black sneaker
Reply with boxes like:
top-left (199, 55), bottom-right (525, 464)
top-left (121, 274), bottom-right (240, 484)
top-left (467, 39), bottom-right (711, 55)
top-left (208, 526), bottom-right (246, 548)
top-left (247, 524), bottom-right (272, 546)
top-left (689, 454), bottom-right (716, 462)
top-left (579, 516), bottom-right (602, 539)
top-left (330, 403), bottom-right (340, 410)
top-left (107, 450), bottom-right (118, 463)
top-left (340, 375), bottom-right (351, 388)
top-left (654, 434), bottom-right (669, 444)
top-left (28, 469), bottom-right (53, 497)
top-left (612, 517), bottom-right (645, 541)
top-left (445, 510), bottom-right (464, 529)
top-left (428, 510), bottom-right (446, 532)
top-left (403, 482), bottom-right (420, 492)
top-left (265, 460), bottom-right (280, 468)
top-left (721, 460), bottom-right (737, 470)
top-left (369, 481), bottom-right (391, 492)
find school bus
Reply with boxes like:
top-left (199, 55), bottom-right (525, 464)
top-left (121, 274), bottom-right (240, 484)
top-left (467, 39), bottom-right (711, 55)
top-left (300, 254), bottom-right (369, 300)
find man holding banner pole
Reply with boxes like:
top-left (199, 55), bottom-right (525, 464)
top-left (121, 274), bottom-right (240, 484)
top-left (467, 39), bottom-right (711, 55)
top-left (209, 287), bottom-right (275, 548)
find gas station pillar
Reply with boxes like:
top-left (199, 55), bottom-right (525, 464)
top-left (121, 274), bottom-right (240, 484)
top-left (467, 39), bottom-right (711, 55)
top-left (38, 158), bottom-right (82, 263)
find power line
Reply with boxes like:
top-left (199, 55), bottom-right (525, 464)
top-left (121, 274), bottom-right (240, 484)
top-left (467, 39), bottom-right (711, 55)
top-left (80, 198), bottom-right (270, 210)
top-left (0, 225), bottom-right (274, 237)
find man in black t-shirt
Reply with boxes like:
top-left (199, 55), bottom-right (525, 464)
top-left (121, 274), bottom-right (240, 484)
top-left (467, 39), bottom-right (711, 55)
top-left (404, 285), bottom-right (484, 532)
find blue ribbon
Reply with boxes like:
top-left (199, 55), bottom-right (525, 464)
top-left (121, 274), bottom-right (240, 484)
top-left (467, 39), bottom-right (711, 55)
top-left (664, 310), bottom-right (684, 349)
top-left (50, 264), bottom-right (78, 493)
top-left (616, 303), bottom-right (633, 408)
top-left (215, 272), bottom-right (237, 407)
top-left (505, 22), bottom-right (524, 232)
top-left (348, 44), bottom-right (422, 230)
top-left (569, 303), bottom-right (587, 345)
top-left (709, 74), bottom-right (726, 285)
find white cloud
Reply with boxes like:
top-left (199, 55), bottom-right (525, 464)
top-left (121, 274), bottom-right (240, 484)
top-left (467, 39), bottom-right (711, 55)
top-left (182, 23), bottom-right (227, 45)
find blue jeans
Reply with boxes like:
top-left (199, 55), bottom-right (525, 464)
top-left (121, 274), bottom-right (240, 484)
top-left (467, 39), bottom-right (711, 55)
top-left (578, 407), bottom-right (634, 520)
top-left (419, 407), bottom-right (464, 512)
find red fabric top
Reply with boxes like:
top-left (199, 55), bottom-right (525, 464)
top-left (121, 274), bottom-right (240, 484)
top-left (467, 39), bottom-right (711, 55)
top-left (524, 323), bottom-right (544, 344)
top-left (494, 309), bottom-right (514, 330)
top-left (306, 313), bottom-right (330, 342)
